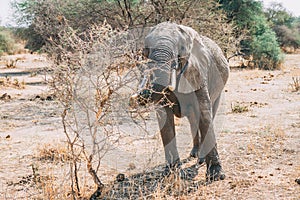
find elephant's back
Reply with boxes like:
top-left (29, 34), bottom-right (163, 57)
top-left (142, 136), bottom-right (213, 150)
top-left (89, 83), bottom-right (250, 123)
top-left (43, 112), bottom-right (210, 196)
top-left (200, 36), bottom-right (229, 85)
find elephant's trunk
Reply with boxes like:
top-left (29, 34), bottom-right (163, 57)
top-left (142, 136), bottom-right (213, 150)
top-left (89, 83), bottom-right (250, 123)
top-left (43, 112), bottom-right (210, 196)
top-left (130, 38), bottom-right (178, 107)
top-left (129, 72), bottom-right (152, 108)
top-left (147, 38), bottom-right (178, 91)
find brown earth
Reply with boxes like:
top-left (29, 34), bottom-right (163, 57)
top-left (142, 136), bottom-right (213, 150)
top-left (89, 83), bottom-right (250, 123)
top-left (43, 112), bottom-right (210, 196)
top-left (0, 53), bottom-right (299, 199)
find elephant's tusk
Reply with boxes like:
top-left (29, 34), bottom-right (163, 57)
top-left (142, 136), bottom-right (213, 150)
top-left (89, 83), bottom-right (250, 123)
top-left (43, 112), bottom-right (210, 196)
top-left (130, 93), bottom-right (139, 99)
top-left (129, 93), bottom-right (139, 108)
top-left (168, 68), bottom-right (177, 91)
top-left (138, 75), bottom-right (148, 91)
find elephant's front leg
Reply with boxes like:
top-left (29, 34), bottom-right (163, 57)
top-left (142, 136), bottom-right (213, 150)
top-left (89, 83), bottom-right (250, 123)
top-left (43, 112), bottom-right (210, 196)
top-left (187, 110), bottom-right (202, 161)
top-left (197, 88), bottom-right (225, 182)
top-left (156, 107), bottom-right (180, 168)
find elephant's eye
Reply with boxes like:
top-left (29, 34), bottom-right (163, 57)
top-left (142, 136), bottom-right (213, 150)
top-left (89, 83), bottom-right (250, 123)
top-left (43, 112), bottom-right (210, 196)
top-left (142, 48), bottom-right (150, 58)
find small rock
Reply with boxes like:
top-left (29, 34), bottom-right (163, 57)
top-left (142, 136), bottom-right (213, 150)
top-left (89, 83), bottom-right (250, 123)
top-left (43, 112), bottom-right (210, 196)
top-left (128, 163), bottom-right (136, 170)
top-left (0, 93), bottom-right (11, 100)
top-left (116, 173), bottom-right (125, 182)
top-left (46, 96), bottom-right (53, 101)
top-left (295, 178), bottom-right (300, 185)
top-left (260, 81), bottom-right (269, 84)
top-left (5, 135), bottom-right (11, 139)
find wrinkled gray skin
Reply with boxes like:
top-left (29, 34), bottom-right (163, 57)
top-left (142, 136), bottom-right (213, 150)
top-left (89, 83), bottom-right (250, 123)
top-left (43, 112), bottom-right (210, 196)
top-left (130, 22), bottom-right (229, 181)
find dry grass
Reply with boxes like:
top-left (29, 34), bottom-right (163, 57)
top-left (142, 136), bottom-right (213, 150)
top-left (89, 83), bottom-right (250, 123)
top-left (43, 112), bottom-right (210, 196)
top-left (290, 77), bottom-right (300, 92)
top-left (36, 143), bottom-right (72, 163)
top-left (1, 53), bottom-right (300, 199)
top-left (0, 77), bottom-right (25, 89)
top-left (231, 102), bottom-right (249, 113)
top-left (4, 58), bottom-right (23, 68)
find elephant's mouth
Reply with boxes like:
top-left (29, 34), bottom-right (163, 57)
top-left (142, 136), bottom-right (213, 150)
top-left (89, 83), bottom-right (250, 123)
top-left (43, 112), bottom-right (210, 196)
top-left (129, 60), bottom-right (178, 108)
top-left (129, 89), bottom-right (152, 107)
top-left (129, 83), bottom-right (174, 108)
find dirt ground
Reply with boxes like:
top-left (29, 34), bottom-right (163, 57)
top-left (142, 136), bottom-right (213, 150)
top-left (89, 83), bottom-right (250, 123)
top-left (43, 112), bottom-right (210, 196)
top-left (0, 53), bottom-right (299, 199)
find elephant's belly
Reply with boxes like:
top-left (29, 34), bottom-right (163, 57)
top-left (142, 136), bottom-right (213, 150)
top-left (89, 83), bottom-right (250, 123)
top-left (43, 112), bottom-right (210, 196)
top-left (173, 92), bottom-right (200, 117)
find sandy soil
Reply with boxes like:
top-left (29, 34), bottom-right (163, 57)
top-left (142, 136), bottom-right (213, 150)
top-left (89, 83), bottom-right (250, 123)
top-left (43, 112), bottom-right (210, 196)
top-left (0, 53), bottom-right (299, 199)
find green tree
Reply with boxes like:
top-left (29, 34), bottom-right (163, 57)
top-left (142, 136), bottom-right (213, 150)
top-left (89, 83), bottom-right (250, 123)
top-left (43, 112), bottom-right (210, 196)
top-left (14, 0), bottom-right (237, 56)
top-left (0, 28), bottom-right (17, 55)
top-left (219, 0), bottom-right (263, 29)
top-left (219, 0), bottom-right (283, 69)
top-left (265, 2), bottom-right (293, 27)
top-left (265, 2), bottom-right (300, 50)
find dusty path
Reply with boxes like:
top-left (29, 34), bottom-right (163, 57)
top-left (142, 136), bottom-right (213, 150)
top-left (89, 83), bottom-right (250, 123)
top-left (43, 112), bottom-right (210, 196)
top-left (0, 54), bottom-right (299, 199)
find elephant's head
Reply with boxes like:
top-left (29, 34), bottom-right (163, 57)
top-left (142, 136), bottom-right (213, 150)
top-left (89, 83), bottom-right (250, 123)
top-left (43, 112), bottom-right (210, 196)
top-left (130, 22), bottom-right (206, 107)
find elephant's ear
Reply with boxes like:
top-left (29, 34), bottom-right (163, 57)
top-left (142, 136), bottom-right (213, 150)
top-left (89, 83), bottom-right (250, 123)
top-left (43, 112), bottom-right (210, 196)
top-left (177, 26), bottom-right (193, 67)
top-left (177, 26), bottom-right (208, 93)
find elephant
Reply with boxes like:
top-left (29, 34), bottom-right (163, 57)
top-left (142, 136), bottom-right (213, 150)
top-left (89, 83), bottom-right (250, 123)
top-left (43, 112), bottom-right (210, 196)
top-left (130, 22), bottom-right (229, 181)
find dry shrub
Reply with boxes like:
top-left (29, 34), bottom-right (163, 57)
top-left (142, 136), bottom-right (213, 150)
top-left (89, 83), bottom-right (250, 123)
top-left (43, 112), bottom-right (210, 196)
top-left (37, 143), bottom-right (72, 163)
top-left (231, 102), bottom-right (249, 113)
top-left (5, 58), bottom-right (19, 68)
top-left (44, 17), bottom-right (146, 198)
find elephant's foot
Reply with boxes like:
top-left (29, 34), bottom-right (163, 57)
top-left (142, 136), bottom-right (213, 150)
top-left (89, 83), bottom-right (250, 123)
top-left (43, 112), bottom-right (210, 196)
top-left (162, 160), bottom-right (182, 177)
top-left (162, 160), bottom-right (189, 179)
top-left (190, 146), bottom-right (199, 158)
top-left (197, 157), bottom-right (205, 165)
top-left (190, 147), bottom-right (205, 166)
top-left (162, 160), bottom-right (198, 180)
top-left (206, 163), bottom-right (225, 182)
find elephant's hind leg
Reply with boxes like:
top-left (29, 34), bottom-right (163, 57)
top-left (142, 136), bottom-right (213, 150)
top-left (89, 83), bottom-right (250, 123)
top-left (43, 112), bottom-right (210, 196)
top-left (212, 94), bottom-right (221, 119)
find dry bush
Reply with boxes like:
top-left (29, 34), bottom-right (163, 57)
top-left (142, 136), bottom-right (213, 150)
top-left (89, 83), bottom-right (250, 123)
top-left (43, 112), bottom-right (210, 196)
top-left (231, 102), bottom-right (249, 113)
top-left (44, 16), bottom-right (146, 198)
top-left (37, 143), bottom-right (73, 163)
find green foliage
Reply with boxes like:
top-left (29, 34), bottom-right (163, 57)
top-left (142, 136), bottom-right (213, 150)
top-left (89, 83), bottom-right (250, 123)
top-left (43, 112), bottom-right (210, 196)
top-left (219, 0), bottom-right (263, 30)
top-left (0, 28), bottom-right (18, 55)
top-left (265, 2), bottom-right (293, 27)
top-left (251, 27), bottom-right (283, 69)
top-left (15, 26), bottom-right (45, 52)
top-left (265, 2), bottom-right (300, 50)
top-left (14, 0), bottom-right (237, 55)
top-left (219, 0), bottom-right (283, 69)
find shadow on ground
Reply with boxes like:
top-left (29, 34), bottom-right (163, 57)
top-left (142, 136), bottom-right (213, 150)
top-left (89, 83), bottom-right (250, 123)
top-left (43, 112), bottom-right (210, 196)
top-left (96, 158), bottom-right (208, 199)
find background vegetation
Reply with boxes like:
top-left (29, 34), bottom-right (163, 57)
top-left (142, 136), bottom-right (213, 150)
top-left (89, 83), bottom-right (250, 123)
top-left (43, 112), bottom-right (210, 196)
top-left (0, 27), bottom-right (19, 55)
top-left (9, 0), bottom-right (299, 69)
